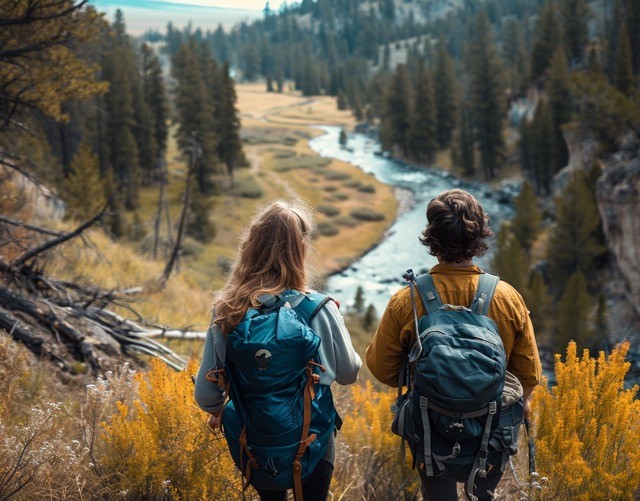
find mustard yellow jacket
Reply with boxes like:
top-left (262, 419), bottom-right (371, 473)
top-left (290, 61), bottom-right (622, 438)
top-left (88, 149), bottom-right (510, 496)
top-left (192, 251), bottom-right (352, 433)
top-left (366, 263), bottom-right (542, 389)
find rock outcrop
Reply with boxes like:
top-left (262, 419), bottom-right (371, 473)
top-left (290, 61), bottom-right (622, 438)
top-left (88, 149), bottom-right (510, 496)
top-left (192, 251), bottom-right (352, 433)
top-left (597, 158), bottom-right (640, 323)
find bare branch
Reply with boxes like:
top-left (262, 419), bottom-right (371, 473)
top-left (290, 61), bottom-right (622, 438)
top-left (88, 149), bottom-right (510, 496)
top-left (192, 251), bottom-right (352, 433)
top-left (10, 203), bottom-right (107, 268)
top-left (0, 215), bottom-right (65, 236)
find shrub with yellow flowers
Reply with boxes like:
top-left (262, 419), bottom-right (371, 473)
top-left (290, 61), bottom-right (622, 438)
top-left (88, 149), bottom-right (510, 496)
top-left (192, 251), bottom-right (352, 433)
top-left (532, 341), bottom-right (640, 499)
top-left (331, 381), bottom-right (419, 499)
top-left (98, 358), bottom-right (240, 499)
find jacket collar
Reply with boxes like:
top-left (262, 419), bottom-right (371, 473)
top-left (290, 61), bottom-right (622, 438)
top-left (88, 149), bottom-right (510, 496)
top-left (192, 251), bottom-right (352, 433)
top-left (429, 262), bottom-right (483, 275)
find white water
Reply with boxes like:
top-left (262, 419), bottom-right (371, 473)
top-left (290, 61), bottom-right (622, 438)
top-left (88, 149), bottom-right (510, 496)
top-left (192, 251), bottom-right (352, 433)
top-left (308, 126), bottom-right (515, 315)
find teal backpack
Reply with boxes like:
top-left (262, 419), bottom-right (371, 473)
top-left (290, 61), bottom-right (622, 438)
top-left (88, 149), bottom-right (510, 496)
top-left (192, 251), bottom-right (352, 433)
top-left (392, 270), bottom-right (523, 500)
top-left (207, 290), bottom-right (338, 499)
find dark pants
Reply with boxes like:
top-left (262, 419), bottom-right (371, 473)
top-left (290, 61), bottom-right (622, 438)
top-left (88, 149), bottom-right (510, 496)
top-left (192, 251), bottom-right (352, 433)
top-left (418, 463), bottom-right (504, 501)
top-left (255, 435), bottom-right (335, 501)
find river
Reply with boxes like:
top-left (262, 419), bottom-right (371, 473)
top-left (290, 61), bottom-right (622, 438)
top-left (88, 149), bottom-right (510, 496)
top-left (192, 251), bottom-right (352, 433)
top-left (308, 126), bottom-right (516, 314)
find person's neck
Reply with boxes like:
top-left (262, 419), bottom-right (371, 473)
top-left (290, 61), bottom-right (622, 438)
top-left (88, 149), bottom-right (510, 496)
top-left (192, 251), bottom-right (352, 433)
top-left (437, 258), bottom-right (474, 267)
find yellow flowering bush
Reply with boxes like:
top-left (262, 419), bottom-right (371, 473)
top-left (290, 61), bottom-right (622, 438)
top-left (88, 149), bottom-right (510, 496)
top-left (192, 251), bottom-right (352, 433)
top-left (332, 382), bottom-right (419, 499)
top-left (532, 341), bottom-right (640, 499)
top-left (99, 358), bottom-right (240, 500)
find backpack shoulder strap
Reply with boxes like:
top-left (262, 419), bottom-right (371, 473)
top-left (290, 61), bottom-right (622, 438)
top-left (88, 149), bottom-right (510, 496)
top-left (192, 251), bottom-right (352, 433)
top-left (414, 273), bottom-right (443, 315)
top-left (470, 273), bottom-right (500, 316)
top-left (293, 292), bottom-right (332, 324)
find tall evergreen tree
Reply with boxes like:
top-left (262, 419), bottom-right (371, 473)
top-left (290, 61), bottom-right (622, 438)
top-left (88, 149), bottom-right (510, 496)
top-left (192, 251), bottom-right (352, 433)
top-left (455, 106), bottom-right (475, 177)
top-left (614, 24), bottom-right (633, 96)
top-left (468, 11), bottom-right (505, 180)
top-left (433, 44), bottom-right (457, 148)
top-left (64, 142), bottom-right (106, 221)
top-left (141, 45), bottom-right (169, 164)
top-left (546, 171), bottom-right (607, 288)
top-left (530, 102), bottom-right (556, 193)
top-left (512, 180), bottom-right (542, 252)
top-left (530, 1), bottom-right (562, 81)
top-left (559, 0), bottom-right (591, 63)
top-left (490, 223), bottom-right (530, 292)
top-left (380, 64), bottom-right (412, 156)
top-left (546, 46), bottom-right (572, 174)
top-left (626, 0), bottom-right (640, 75)
top-left (217, 62), bottom-right (244, 185)
top-left (103, 39), bottom-right (140, 210)
top-left (409, 60), bottom-right (438, 163)
top-left (524, 270), bottom-right (551, 338)
top-left (502, 18), bottom-right (527, 94)
top-left (555, 270), bottom-right (596, 353)
top-left (172, 42), bottom-right (219, 194)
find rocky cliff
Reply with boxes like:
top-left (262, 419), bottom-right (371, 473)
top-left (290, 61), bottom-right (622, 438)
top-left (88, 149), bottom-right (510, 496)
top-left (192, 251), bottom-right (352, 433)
top-left (597, 157), bottom-right (640, 334)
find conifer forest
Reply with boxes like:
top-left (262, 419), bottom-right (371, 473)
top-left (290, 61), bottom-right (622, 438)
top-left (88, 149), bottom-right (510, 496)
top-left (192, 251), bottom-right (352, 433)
top-left (1, 0), bottom-right (640, 498)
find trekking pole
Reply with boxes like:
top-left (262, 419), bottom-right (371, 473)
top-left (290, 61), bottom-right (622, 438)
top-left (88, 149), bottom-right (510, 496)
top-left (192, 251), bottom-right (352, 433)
top-left (524, 417), bottom-right (536, 475)
top-left (402, 269), bottom-right (422, 363)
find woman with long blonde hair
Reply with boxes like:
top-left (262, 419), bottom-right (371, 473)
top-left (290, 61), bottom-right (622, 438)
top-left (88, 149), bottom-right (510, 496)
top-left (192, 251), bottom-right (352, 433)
top-left (195, 200), bottom-right (361, 501)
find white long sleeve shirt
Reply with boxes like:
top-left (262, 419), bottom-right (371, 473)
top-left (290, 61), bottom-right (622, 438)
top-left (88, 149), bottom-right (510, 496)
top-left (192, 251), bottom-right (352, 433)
top-left (194, 299), bottom-right (362, 414)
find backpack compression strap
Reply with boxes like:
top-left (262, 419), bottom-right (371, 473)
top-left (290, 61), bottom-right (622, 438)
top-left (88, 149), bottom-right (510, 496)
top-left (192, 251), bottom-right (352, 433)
top-left (470, 273), bottom-right (500, 316)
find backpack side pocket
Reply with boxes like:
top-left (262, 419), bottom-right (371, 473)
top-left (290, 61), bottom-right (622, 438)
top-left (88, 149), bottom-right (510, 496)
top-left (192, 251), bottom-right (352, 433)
top-left (391, 394), bottom-right (420, 467)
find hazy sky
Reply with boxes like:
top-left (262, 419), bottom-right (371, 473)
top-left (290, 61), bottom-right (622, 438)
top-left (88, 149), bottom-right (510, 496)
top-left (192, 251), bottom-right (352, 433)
top-left (92, 0), bottom-right (289, 34)
top-left (172, 0), bottom-right (284, 9)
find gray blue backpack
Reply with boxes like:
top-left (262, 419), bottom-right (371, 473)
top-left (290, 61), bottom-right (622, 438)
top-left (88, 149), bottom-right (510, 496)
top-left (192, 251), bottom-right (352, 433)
top-left (392, 270), bottom-right (523, 500)
top-left (207, 290), bottom-right (338, 500)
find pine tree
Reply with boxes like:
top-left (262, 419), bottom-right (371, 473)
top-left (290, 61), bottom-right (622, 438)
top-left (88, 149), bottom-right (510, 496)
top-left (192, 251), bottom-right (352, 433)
top-left (381, 64), bottom-right (412, 156)
top-left (64, 143), bottom-right (106, 221)
top-left (217, 62), bottom-right (244, 185)
top-left (559, 0), bottom-right (591, 64)
top-left (186, 189), bottom-right (216, 243)
top-left (103, 38), bottom-right (140, 210)
top-left (353, 286), bottom-right (365, 316)
top-left (490, 223), bottom-right (530, 292)
top-left (524, 270), bottom-right (551, 337)
top-left (626, 0), bottom-right (640, 75)
top-left (614, 24), bottom-right (633, 96)
top-left (433, 44), bottom-right (457, 148)
top-left (519, 118), bottom-right (534, 183)
top-left (512, 180), bottom-right (541, 252)
top-left (502, 19), bottom-right (527, 94)
top-left (456, 106), bottom-right (475, 177)
top-left (547, 171), bottom-right (607, 288)
top-left (409, 60), bottom-right (438, 163)
top-left (142, 44), bottom-right (169, 163)
top-left (468, 12), bottom-right (505, 180)
top-left (530, 102), bottom-right (555, 193)
top-left (546, 46), bottom-right (572, 174)
top-left (555, 270), bottom-right (596, 353)
top-left (362, 304), bottom-right (378, 330)
top-left (129, 54), bottom-right (157, 188)
top-left (530, 1), bottom-right (562, 81)
top-left (172, 42), bottom-right (218, 194)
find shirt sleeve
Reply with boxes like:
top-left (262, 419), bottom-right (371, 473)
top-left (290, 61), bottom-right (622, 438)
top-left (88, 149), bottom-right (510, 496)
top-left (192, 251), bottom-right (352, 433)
top-left (506, 295), bottom-right (543, 389)
top-left (365, 294), bottom-right (408, 388)
top-left (311, 300), bottom-right (362, 386)
top-left (194, 325), bottom-right (227, 414)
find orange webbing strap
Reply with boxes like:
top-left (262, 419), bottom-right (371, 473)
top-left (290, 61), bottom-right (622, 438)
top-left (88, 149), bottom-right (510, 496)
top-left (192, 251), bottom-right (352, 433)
top-left (291, 361), bottom-right (324, 500)
top-left (239, 426), bottom-right (258, 491)
top-left (205, 368), bottom-right (230, 433)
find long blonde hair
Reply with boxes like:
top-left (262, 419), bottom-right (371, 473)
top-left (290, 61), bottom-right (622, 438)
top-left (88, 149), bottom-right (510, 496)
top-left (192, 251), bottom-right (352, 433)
top-left (212, 200), bottom-right (315, 334)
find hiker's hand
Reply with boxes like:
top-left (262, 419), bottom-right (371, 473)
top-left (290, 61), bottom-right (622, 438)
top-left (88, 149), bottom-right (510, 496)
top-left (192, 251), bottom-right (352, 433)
top-left (523, 386), bottom-right (535, 421)
top-left (207, 413), bottom-right (221, 432)
top-left (523, 395), bottom-right (532, 421)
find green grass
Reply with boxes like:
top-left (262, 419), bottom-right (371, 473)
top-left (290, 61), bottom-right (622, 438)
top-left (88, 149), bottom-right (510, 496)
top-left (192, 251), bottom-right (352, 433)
top-left (350, 207), bottom-right (386, 221)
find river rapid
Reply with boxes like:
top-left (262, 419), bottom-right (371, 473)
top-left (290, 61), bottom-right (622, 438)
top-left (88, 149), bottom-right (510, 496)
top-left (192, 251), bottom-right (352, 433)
top-left (308, 126), bottom-right (516, 315)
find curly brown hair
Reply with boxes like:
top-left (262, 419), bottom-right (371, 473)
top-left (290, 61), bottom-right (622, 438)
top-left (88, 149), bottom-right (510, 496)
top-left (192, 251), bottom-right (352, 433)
top-left (419, 189), bottom-right (494, 263)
